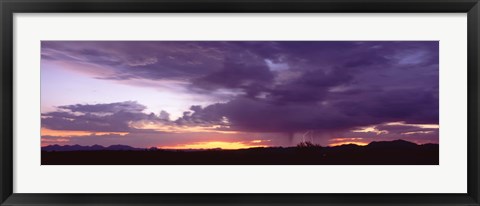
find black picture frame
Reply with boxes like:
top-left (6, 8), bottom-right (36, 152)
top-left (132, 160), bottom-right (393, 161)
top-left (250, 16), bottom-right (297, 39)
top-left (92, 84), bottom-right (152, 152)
top-left (1, 0), bottom-right (479, 205)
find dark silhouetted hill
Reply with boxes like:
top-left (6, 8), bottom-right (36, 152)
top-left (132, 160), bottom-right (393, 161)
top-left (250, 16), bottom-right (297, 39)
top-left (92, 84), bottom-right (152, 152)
top-left (367, 139), bottom-right (418, 149)
top-left (42, 144), bottom-right (142, 151)
top-left (41, 139), bottom-right (439, 165)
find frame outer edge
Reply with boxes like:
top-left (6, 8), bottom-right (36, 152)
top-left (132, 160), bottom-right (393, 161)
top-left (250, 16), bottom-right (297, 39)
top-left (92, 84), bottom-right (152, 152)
top-left (0, 0), bottom-right (14, 205)
top-left (468, 1), bottom-right (480, 204)
top-left (1, 0), bottom-right (480, 206)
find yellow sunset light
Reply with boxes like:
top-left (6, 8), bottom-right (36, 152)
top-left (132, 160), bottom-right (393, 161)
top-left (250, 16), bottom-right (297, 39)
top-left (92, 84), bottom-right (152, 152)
top-left (161, 141), bottom-right (268, 150)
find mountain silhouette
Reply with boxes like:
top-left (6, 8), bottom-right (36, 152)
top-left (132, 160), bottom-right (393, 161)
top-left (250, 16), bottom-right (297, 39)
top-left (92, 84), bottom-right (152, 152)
top-left (42, 144), bottom-right (142, 152)
top-left (367, 139), bottom-right (419, 149)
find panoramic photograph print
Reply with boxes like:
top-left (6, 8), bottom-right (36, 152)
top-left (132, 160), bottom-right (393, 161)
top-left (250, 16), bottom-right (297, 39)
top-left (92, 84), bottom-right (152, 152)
top-left (41, 41), bottom-right (439, 165)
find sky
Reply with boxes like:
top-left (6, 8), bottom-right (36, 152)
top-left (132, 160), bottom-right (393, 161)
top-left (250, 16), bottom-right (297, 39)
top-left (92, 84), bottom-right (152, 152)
top-left (40, 41), bottom-right (439, 149)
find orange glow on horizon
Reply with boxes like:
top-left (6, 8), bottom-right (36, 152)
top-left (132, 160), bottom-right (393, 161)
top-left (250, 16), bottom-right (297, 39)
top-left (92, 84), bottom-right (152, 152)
top-left (160, 141), bottom-right (269, 150)
top-left (328, 141), bottom-right (368, 147)
top-left (329, 137), bottom-right (368, 147)
top-left (41, 128), bottom-right (128, 137)
top-left (330, 137), bottom-right (364, 142)
top-left (41, 137), bottom-right (70, 146)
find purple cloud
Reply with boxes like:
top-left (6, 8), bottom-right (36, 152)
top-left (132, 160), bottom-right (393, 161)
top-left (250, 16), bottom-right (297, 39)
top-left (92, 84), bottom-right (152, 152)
top-left (42, 101), bottom-right (166, 132)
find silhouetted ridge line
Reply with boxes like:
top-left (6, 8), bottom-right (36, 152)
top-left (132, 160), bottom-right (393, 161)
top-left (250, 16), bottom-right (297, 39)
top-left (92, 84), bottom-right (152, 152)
top-left (42, 144), bottom-right (143, 151)
top-left (366, 139), bottom-right (418, 148)
top-left (41, 139), bottom-right (439, 165)
top-left (42, 140), bottom-right (436, 151)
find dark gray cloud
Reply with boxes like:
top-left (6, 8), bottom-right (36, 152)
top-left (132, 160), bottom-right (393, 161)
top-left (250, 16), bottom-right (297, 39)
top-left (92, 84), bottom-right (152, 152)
top-left (58, 101), bottom-right (146, 114)
top-left (42, 101), bottom-right (165, 132)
